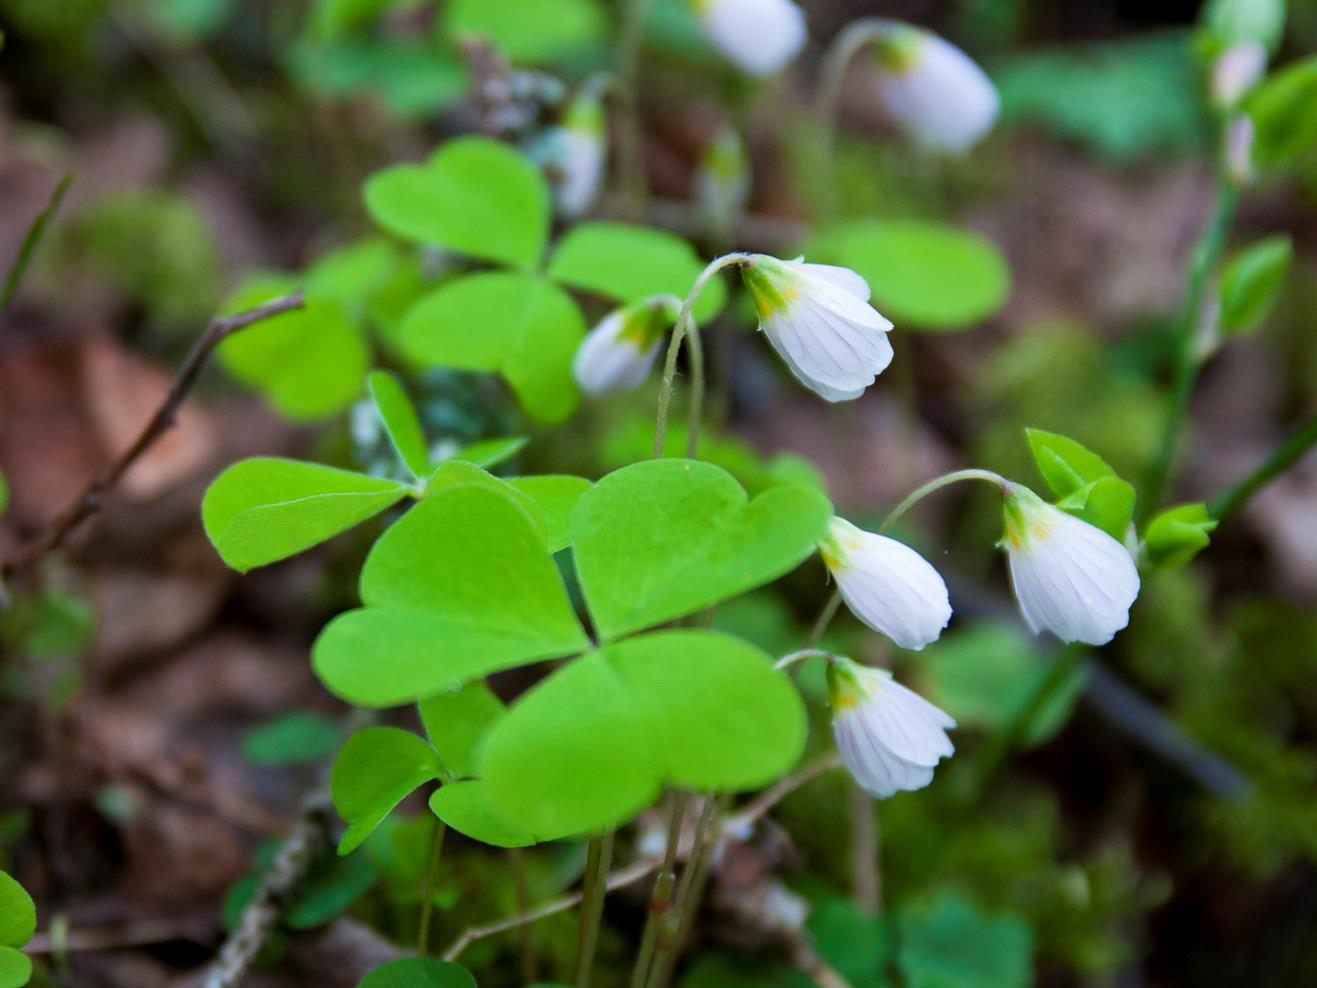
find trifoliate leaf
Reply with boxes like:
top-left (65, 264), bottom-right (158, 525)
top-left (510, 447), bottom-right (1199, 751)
top-left (364, 137), bottom-right (550, 268)
top-left (441, 0), bottom-right (604, 63)
top-left (331, 727), bottom-right (444, 854)
top-left (812, 219), bottom-right (1010, 331)
top-left (547, 222), bottom-right (727, 324)
top-left (571, 459), bottom-right (832, 641)
top-left (418, 682), bottom-right (506, 778)
top-left (401, 272), bottom-right (583, 424)
top-left (0, 947), bottom-right (32, 988)
top-left (482, 630), bottom-right (807, 836)
top-left (313, 484), bottom-right (589, 707)
top-left (506, 476), bottom-right (593, 552)
top-left (1219, 235), bottom-right (1292, 337)
top-left (448, 436), bottom-right (528, 469)
top-left (202, 458), bottom-right (410, 572)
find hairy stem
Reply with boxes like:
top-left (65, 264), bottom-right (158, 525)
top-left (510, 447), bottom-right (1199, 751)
top-left (880, 468), bottom-right (1008, 532)
top-left (653, 254), bottom-right (750, 458)
top-left (631, 793), bottom-right (689, 988)
top-left (576, 831), bottom-right (616, 987)
top-left (647, 798), bottom-right (719, 988)
top-left (815, 19), bottom-right (895, 223)
top-left (1209, 415), bottom-right (1317, 522)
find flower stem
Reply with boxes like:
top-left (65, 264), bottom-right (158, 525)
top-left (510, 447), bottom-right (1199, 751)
top-left (509, 846), bottom-right (536, 984)
top-left (850, 784), bottom-right (880, 912)
top-left (647, 797), bottom-right (720, 988)
top-left (653, 253), bottom-right (750, 458)
top-left (1140, 169), bottom-right (1240, 523)
top-left (630, 793), bottom-right (688, 988)
top-left (879, 468), bottom-right (1009, 532)
top-left (816, 19), bottom-right (894, 223)
top-left (617, 0), bottom-right (656, 219)
top-left (1209, 415), bottom-right (1317, 523)
top-left (575, 830), bottom-right (615, 987)
top-left (417, 820), bottom-right (448, 955)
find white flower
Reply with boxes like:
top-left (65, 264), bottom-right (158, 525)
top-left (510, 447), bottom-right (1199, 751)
top-left (532, 93), bottom-right (606, 218)
top-left (872, 23), bottom-right (999, 155)
top-left (1002, 484), bottom-right (1140, 646)
top-left (1212, 40), bottom-right (1267, 107)
top-left (740, 255), bottom-right (894, 402)
top-left (820, 517), bottom-right (951, 650)
top-left (573, 295), bottom-right (679, 395)
top-left (693, 0), bottom-right (807, 77)
top-left (828, 657), bottom-right (955, 799)
top-left (695, 125), bottom-right (750, 237)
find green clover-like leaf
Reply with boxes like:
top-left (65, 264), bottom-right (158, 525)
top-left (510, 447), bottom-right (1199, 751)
top-left (331, 727), bottom-right (445, 855)
top-left (572, 459), bottom-right (832, 641)
top-left (357, 958), bottom-right (477, 988)
top-left (367, 370), bottom-right (431, 479)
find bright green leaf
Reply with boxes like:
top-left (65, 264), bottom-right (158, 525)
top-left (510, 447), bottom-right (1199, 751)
top-left (330, 727), bottom-right (444, 855)
top-left (813, 220), bottom-right (1010, 331)
top-left (242, 711), bottom-right (341, 766)
top-left (364, 137), bottom-right (550, 268)
top-left (421, 461), bottom-right (546, 537)
top-left (507, 476), bottom-right (593, 552)
top-left (1219, 235), bottom-right (1292, 337)
top-left (429, 781), bottom-right (542, 848)
top-left (289, 36), bottom-right (469, 119)
top-left (202, 458), bottom-right (410, 572)
top-left (450, 436), bottom-right (528, 469)
top-left (358, 958), bottom-right (477, 988)
top-left (805, 897), bottom-right (892, 987)
top-left (441, 0), bottom-right (604, 63)
top-left (483, 630), bottom-right (807, 836)
top-left (0, 872), bottom-right (35, 948)
top-left (304, 237), bottom-right (401, 318)
top-left (219, 275), bottom-right (368, 420)
top-left (313, 484), bottom-right (589, 707)
top-left (368, 370), bottom-right (431, 479)
top-left (1055, 475), bottom-right (1137, 541)
top-left (547, 222), bottom-right (727, 324)
top-left (897, 890), bottom-right (1034, 988)
top-left (418, 682), bottom-right (506, 778)
top-left (0, 947), bottom-right (31, 988)
top-left (1247, 55), bottom-right (1317, 169)
top-left (1025, 428), bottom-right (1118, 498)
top-left (1144, 503), bottom-right (1218, 570)
top-left (402, 272), bottom-right (584, 423)
top-left (572, 459), bottom-right (832, 641)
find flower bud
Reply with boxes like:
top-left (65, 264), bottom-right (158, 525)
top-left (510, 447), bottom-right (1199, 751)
top-left (692, 0), bottom-right (807, 77)
top-left (573, 295), bottom-right (680, 395)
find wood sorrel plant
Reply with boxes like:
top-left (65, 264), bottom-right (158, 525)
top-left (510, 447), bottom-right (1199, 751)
top-left (189, 2), bottom-right (1317, 985)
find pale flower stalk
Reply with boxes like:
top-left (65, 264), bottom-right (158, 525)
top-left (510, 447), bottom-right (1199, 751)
top-left (820, 517), bottom-right (951, 650)
top-left (871, 22), bottom-right (999, 155)
top-left (740, 255), bottom-right (894, 402)
top-left (1002, 484), bottom-right (1141, 646)
top-left (693, 0), bottom-right (807, 77)
top-left (574, 295), bottom-right (680, 395)
top-left (828, 656), bottom-right (956, 798)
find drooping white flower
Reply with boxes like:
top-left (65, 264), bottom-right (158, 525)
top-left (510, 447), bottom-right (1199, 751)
top-left (1211, 39), bottom-right (1267, 107)
top-left (1001, 484), bottom-right (1141, 646)
top-left (827, 656), bottom-right (956, 799)
top-left (820, 517), bottom-right (951, 650)
top-left (692, 0), bottom-right (807, 77)
top-left (740, 255), bottom-right (894, 402)
top-left (871, 23), bottom-right (999, 155)
top-left (573, 295), bottom-right (680, 395)
top-left (532, 92), bottom-right (606, 218)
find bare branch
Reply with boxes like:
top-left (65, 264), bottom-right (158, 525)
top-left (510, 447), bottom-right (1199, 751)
top-left (1, 290), bottom-right (305, 585)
